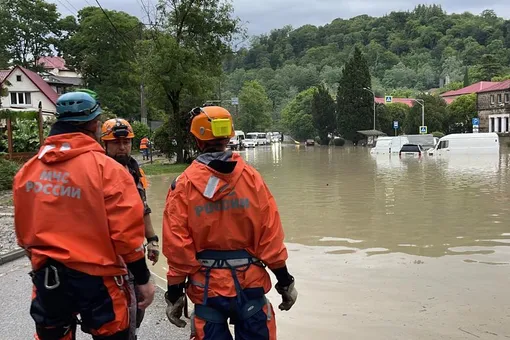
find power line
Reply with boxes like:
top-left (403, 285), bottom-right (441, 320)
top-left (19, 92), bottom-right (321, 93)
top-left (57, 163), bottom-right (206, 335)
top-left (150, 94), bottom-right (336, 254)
top-left (55, 0), bottom-right (75, 14)
top-left (63, 0), bottom-right (79, 12)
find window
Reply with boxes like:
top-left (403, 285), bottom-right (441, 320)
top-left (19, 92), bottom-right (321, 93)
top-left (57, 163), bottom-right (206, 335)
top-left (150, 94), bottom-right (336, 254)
top-left (437, 141), bottom-right (449, 150)
top-left (490, 95), bottom-right (495, 104)
top-left (16, 75), bottom-right (21, 82)
top-left (505, 93), bottom-right (509, 103)
top-left (10, 92), bottom-right (32, 105)
top-left (497, 94), bottom-right (502, 103)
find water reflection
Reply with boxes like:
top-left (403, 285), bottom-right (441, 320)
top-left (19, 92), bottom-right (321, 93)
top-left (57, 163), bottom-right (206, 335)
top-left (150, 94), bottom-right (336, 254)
top-left (148, 146), bottom-right (510, 260)
top-left (145, 145), bottom-right (510, 339)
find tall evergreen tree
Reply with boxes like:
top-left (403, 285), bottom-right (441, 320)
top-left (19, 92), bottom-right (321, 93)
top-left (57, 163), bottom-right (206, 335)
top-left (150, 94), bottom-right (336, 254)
top-left (336, 46), bottom-right (372, 141)
top-left (463, 66), bottom-right (470, 87)
top-left (312, 84), bottom-right (336, 144)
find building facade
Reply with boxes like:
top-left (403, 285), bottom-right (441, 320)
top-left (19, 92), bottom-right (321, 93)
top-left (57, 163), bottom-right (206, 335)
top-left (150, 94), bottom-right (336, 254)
top-left (476, 80), bottom-right (510, 133)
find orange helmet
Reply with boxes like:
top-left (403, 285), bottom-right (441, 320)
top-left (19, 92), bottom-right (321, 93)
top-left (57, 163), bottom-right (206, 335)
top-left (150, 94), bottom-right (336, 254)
top-left (189, 106), bottom-right (235, 141)
top-left (101, 118), bottom-right (135, 141)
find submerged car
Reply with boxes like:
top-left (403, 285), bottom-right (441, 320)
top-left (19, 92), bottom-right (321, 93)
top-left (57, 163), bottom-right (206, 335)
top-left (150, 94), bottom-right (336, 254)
top-left (399, 144), bottom-right (424, 158)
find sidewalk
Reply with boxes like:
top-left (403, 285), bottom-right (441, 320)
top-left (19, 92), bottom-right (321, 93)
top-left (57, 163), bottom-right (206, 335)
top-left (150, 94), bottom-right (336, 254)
top-left (0, 258), bottom-right (190, 340)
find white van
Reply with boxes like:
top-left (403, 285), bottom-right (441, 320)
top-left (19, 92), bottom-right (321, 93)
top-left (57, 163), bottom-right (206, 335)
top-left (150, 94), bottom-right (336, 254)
top-left (228, 130), bottom-right (245, 150)
top-left (428, 133), bottom-right (500, 156)
top-left (256, 132), bottom-right (268, 146)
top-left (370, 136), bottom-right (409, 155)
top-left (244, 132), bottom-right (258, 148)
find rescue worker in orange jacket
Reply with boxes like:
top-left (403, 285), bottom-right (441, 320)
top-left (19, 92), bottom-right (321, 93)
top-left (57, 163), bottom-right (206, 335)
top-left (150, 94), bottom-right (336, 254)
top-left (101, 118), bottom-right (159, 340)
top-left (139, 136), bottom-right (149, 160)
top-left (162, 106), bottom-right (298, 339)
top-left (13, 91), bottom-right (155, 340)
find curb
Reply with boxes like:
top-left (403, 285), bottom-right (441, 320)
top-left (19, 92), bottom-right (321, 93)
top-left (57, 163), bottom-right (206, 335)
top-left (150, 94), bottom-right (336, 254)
top-left (0, 248), bottom-right (25, 265)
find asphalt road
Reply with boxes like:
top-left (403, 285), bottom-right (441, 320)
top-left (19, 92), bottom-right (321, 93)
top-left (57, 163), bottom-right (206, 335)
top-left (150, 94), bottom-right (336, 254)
top-left (0, 258), bottom-right (190, 340)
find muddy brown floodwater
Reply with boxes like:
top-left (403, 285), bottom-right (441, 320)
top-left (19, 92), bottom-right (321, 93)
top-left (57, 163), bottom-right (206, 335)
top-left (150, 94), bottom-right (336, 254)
top-left (146, 144), bottom-right (510, 339)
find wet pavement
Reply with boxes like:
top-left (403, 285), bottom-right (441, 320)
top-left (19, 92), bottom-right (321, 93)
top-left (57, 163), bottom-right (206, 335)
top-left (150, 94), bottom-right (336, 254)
top-left (0, 258), bottom-right (190, 340)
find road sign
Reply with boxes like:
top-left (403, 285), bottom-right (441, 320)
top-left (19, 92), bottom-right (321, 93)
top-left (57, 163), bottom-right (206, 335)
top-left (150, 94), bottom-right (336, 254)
top-left (385, 96), bottom-right (393, 103)
top-left (231, 97), bottom-right (239, 105)
top-left (393, 121), bottom-right (399, 129)
top-left (472, 117), bottom-right (480, 126)
top-left (419, 126), bottom-right (427, 134)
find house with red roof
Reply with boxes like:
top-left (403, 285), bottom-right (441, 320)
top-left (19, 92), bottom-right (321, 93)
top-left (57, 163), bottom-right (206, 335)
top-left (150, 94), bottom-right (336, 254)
top-left (37, 56), bottom-right (83, 94)
top-left (0, 66), bottom-right (58, 116)
top-left (440, 81), bottom-right (499, 104)
top-left (476, 80), bottom-right (510, 133)
top-left (375, 97), bottom-right (414, 107)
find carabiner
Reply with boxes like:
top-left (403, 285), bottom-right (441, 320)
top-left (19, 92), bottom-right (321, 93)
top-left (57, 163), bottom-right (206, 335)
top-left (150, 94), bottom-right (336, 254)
top-left (44, 265), bottom-right (60, 290)
top-left (114, 275), bottom-right (124, 287)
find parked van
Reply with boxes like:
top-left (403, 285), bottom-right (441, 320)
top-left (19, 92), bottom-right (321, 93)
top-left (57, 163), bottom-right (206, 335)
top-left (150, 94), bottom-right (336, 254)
top-left (256, 132), bottom-right (268, 145)
top-left (406, 134), bottom-right (436, 150)
top-left (428, 133), bottom-right (499, 156)
top-left (244, 132), bottom-right (258, 148)
top-left (228, 130), bottom-right (245, 150)
top-left (370, 136), bottom-right (409, 155)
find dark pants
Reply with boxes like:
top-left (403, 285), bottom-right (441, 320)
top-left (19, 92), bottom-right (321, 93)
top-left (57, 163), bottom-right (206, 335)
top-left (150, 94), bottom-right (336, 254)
top-left (191, 288), bottom-right (276, 340)
top-left (30, 261), bottom-right (130, 340)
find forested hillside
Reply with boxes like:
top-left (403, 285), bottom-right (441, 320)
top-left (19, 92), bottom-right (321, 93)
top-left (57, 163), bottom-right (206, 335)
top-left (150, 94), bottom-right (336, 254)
top-left (219, 5), bottom-right (510, 134)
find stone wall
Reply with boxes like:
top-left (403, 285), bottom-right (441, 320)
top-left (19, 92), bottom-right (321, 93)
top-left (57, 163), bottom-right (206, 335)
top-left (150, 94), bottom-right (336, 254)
top-left (477, 90), bottom-right (510, 132)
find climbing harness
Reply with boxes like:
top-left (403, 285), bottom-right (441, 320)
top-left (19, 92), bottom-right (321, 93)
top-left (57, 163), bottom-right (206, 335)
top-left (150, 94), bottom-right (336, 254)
top-left (192, 249), bottom-right (268, 323)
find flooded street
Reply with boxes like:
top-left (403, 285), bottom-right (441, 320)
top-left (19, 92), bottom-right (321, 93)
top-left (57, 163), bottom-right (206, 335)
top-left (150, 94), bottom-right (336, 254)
top-left (147, 145), bottom-right (510, 339)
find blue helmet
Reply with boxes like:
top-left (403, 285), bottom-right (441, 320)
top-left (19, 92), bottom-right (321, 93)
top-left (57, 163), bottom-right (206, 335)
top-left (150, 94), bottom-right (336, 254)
top-left (55, 91), bottom-right (102, 122)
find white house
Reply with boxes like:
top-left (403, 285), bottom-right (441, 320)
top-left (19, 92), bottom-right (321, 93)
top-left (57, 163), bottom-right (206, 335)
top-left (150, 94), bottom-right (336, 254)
top-left (37, 56), bottom-right (83, 95)
top-left (0, 65), bottom-right (59, 117)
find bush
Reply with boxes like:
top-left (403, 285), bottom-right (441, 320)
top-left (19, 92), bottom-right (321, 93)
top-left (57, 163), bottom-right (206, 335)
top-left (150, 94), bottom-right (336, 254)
top-left (0, 158), bottom-right (20, 190)
top-left (153, 120), bottom-right (176, 159)
top-left (432, 131), bottom-right (445, 138)
top-left (0, 118), bottom-right (53, 153)
top-left (332, 137), bottom-right (345, 146)
top-left (131, 121), bottom-right (151, 151)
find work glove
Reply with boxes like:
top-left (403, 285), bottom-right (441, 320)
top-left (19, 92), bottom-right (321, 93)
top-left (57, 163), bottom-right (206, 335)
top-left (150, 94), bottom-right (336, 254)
top-left (275, 281), bottom-right (298, 311)
top-left (165, 294), bottom-right (186, 328)
top-left (147, 241), bottom-right (159, 265)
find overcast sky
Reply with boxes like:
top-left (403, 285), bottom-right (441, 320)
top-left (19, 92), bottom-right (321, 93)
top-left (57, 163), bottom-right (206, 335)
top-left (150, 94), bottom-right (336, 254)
top-left (49, 0), bottom-right (510, 36)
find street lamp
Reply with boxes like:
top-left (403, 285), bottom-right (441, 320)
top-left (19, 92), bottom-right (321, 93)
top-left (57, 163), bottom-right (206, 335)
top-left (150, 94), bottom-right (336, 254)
top-left (411, 99), bottom-right (425, 127)
top-left (363, 87), bottom-right (376, 130)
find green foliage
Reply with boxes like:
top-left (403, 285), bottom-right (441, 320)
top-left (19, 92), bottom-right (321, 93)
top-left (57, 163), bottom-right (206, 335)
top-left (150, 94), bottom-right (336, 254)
top-left (281, 87), bottom-right (317, 141)
top-left (377, 103), bottom-right (410, 136)
top-left (445, 93), bottom-right (477, 133)
top-left (237, 80), bottom-right (271, 132)
top-left (0, 0), bottom-right (61, 69)
top-left (0, 158), bottom-right (20, 190)
top-left (463, 67), bottom-right (470, 87)
top-left (432, 131), bottom-right (444, 138)
top-left (492, 74), bottom-right (510, 81)
top-left (131, 121), bottom-right (150, 151)
top-left (403, 94), bottom-right (447, 134)
top-left (140, 0), bottom-right (241, 163)
top-left (311, 84), bottom-right (336, 144)
top-left (476, 54), bottom-right (505, 81)
top-left (0, 118), bottom-right (52, 153)
top-left (64, 7), bottom-right (141, 119)
top-left (152, 119), bottom-right (176, 159)
top-left (437, 81), bottom-right (464, 94)
top-left (337, 47), bottom-right (372, 141)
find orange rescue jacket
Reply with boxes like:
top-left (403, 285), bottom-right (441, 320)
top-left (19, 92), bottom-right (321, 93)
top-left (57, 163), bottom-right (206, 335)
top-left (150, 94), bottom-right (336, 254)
top-left (13, 133), bottom-right (146, 277)
top-left (139, 138), bottom-right (149, 150)
top-left (162, 152), bottom-right (288, 303)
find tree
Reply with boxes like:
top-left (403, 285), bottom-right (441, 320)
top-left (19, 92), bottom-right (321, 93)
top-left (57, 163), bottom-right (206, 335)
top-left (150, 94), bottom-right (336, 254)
top-left (445, 94), bottom-right (477, 133)
top-left (403, 94), bottom-right (447, 134)
top-left (382, 62), bottom-right (417, 89)
top-left (336, 46), bottom-right (372, 141)
top-left (463, 66), bottom-right (470, 87)
top-left (237, 81), bottom-right (271, 132)
top-left (141, 0), bottom-right (241, 163)
top-left (0, 0), bottom-right (60, 69)
top-left (311, 84), bottom-right (336, 144)
top-left (64, 7), bottom-right (141, 119)
top-left (477, 54), bottom-right (504, 81)
top-left (377, 103), bottom-right (410, 135)
top-left (281, 87), bottom-right (317, 141)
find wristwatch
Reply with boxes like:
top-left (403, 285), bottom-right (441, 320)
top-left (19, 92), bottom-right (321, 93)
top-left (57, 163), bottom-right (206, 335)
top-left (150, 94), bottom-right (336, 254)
top-left (147, 235), bottom-right (159, 243)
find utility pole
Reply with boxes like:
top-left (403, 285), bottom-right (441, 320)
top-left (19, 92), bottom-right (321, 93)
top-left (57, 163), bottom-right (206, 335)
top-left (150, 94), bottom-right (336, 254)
top-left (363, 87), bottom-right (376, 130)
top-left (412, 99), bottom-right (425, 127)
top-left (140, 23), bottom-right (147, 125)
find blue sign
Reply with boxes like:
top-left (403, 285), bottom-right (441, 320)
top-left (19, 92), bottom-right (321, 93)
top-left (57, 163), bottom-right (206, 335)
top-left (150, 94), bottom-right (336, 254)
top-left (393, 121), bottom-right (399, 129)
top-left (385, 96), bottom-right (393, 103)
top-left (419, 126), bottom-right (428, 134)
top-left (472, 117), bottom-right (480, 126)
